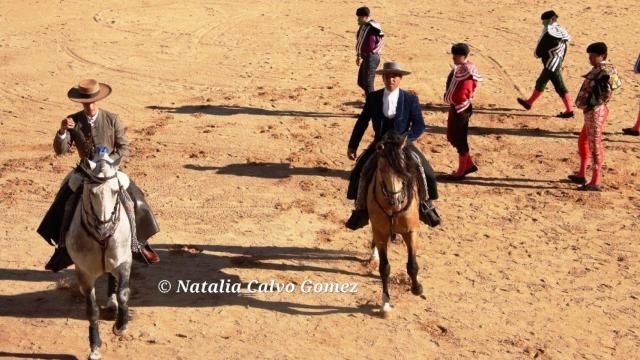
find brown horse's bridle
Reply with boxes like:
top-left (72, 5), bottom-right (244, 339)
top-left (379, 177), bottom-right (406, 207)
top-left (372, 173), bottom-right (412, 241)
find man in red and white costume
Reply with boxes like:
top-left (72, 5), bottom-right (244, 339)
top-left (444, 43), bottom-right (482, 179)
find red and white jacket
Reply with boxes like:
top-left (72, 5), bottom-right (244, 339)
top-left (443, 60), bottom-right (482, 113)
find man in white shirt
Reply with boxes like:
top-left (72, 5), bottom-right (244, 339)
top-left (346, 62), bottom-right (440, 229)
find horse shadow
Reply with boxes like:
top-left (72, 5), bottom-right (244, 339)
top-left (146, 105), bottom-right (352, 118)
top-left (0, 244), bottom-right (376, 319)
top-left (342, 101), bottom-right (364, 108)
top-left (0, 352), bottom-right (78, 360)
top-left (184, 162), bottom-right (350, 180)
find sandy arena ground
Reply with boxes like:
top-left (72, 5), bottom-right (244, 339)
top-left (1, 1), bottom-right (639, 359)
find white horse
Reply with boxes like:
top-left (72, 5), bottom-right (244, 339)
top-left (66, 153), bottom-right (132, 360)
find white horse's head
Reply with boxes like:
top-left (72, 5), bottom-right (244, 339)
top-left (82, 152), bottom-right (122, 238)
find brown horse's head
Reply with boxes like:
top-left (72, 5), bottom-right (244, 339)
top-left (374, 131), bottom-right (415, 211)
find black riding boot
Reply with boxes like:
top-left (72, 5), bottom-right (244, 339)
top-left (346, 155), bottom-right (377, 230)
top-left (346, 209), bottom-right (369, 230)
top-left (419, 200), bottom-right (441, 227)
top-left (43, 185), bottom-right (81, 272)
top-left (45, 247), bottom-right (74, 272)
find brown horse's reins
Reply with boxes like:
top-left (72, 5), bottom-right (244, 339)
top-left (372, 174), bottom-right (412, 242)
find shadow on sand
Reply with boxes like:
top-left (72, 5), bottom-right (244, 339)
top-left (184, 162), bottom-right (350, 180)
top-left (0, 244), bottom-right (377, 319)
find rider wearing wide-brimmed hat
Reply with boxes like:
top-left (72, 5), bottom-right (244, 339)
top-left (346, 61), bottom-right (440, 229)
top-left (38, 79), bottom-right (161, 271)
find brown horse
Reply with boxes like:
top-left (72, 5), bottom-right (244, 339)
top-left (367, 131), bottom-right (423, 318)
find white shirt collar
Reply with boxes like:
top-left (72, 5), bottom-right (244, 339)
top-left (85, 109), bottom-right (99, 126)
top-left (383, 88), bottom-right (400, 118)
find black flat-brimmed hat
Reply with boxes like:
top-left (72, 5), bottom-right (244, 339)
top-left (67, 79), bottom-right (112, 103)
top-left (375, 61), bottom-right (411, 76)
top-left (451, 43), bottom-right (470, 56)
top-left (356, 7), bottom-right (370, 17)
top-left (586, 42), bottom-right (607, 55)
top-left (541, 10), bottom-right (558, 20)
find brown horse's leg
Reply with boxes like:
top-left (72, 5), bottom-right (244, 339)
top-left (369, 237), bottom-right (379, 263)
top-left (374, 231), bottom-right (392, 316)
top-left (403, 231), bottom-right (423, 295)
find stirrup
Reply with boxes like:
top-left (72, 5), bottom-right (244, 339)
top-left (419, 201), bottom-right (441, 227)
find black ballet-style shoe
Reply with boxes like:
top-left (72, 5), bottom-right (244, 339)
top-left (577, 184), bottom-right (602, 192)
top-left (464, 164), bottom-right (478, 176)
top-left (567, 174), bottom-right (587, 184)
top-left (448, 164), bottom-right (478, 181)
top-left (345, 209), bottom-right (369, 230)
top-left (557, 111), bottom-right (575, 119)
top-left (517, 98), bottom-right (531, 110)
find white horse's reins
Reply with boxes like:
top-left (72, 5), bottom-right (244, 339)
top-left (80, 168), bottom-right (122, 273)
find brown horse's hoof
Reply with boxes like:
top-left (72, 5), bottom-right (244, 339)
top-left (88, 349), bottom-right (102, 360)
top-left (381, 309), bottom-right (393, 319)
top-left (411, 283), bottom-right (423, 296)
top-left (380, 301), bottom-right (393, 319)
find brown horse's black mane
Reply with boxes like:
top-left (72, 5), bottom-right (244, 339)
top-left (378, 131), bottom-right (416, 196)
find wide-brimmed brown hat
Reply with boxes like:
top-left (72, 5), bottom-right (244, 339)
top-left (375, 61), bottom-right (411, 76)
top-left (67, 79), bottom-right (112, 103)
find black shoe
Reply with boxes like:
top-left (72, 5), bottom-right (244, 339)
top-left (345, 209), bottom-right (369, 230)
top-left (578, 184), bottom-right (602, 192)
top-left (622, 128), bottom-right (640, 136)
top-left (419, 201), bottom-right (441, 227)
top-left (44, 247), bottom-right (73, 272)
top-left (556, 111), bottom-right (575, 118)
top-left (447, 165), bottom-right (478, 181)
top-left (567, 174), bottom-right (587, 184)
top-left (517, 98), bottom-right (531, 110)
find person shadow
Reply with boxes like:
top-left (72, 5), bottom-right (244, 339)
top-left (0, 244), bottom-right (377, 320)
top-left (184, 162), bottom-right (350, 180)
top-left (146, 105), bottom-right (353, 118)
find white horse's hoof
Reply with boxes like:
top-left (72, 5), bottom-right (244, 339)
top-left (113, 323), bottom-right (128, 336)
top-left (88, 349), bottom-right (101, 360)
